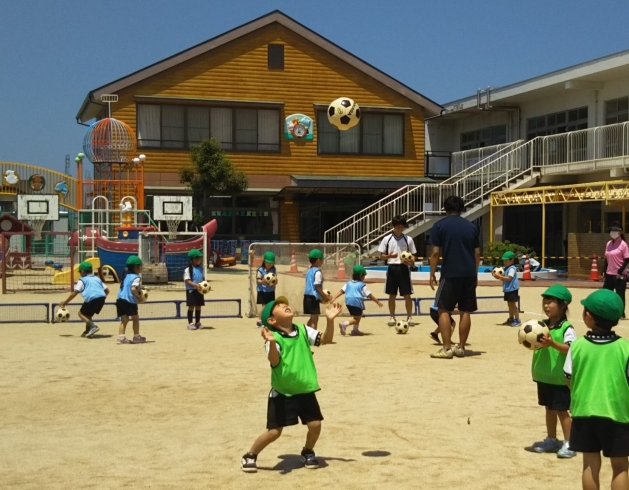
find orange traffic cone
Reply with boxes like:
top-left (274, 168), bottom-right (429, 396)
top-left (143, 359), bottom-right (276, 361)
top-left (337, 255), bottom-right (347, 280)
top-left (289, 250), bottom-right (299, 273)
top-left (522, 255), bottom-right (532, 281)
top-left (589, 254), bottom-right (600, 281)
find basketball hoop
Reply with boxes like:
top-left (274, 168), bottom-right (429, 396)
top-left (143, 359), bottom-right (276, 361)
top-left (31, 218), bottom-right (47, 240)
top-left (166, 217), bottom-right (181, 239)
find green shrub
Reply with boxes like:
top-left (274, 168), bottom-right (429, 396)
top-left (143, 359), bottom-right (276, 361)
top-left (483, 241), bottom-right (534, 266)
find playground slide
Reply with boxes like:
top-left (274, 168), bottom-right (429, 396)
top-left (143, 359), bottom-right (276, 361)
top-left (52, 257), bottom-right (101, 285)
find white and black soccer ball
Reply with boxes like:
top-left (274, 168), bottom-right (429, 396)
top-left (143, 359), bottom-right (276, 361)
top-left (56, 307), bottom-right (70, 322)
top-left (493, 267), bottom-right (505, 276)
top-left (400, 251), bottom-right (414, 264)
top-left (327, 97), bottom-right (361, 130)
top-left (264, 272), bottom-right (277, 286)
top-left (517, 319), bottom-right (549, 350)
top-left (322, 289), bottom-right (332, 303)
top-left (199, 280), bottom-right (211, 294)
top-left (139, 288), bottom-right (149, 301)
top-left (395, 320), bottom-right (409, 334)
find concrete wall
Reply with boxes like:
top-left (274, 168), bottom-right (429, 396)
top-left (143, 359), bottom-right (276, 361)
top-left (567, 232), bottom-right (608, 279)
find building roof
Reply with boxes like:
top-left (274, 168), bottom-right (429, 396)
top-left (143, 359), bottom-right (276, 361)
top-left (439, 48), bottom-right (629, 115)
top-left (77, 10), bottom-right (441, 123)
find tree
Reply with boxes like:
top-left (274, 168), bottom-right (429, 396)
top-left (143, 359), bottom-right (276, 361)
top-left (179, 138), bottom-right (249, 225)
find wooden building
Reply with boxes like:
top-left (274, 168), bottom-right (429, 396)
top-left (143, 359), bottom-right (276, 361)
top-left (76, 10), bottom-right (441, 241)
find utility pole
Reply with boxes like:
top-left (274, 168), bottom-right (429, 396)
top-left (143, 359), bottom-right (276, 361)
top-left (64, 154), bottom-right (71, 176)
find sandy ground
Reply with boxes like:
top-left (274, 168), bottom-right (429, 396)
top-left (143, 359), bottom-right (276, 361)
top-left (0, 266), bottom-right (623, 489)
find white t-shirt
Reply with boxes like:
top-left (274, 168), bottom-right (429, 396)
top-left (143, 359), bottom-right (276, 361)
top-left (265, 325), bottom-right (321, 397)
top-left (313, 270), bottom-right (323, 286)
top-left (377, 233), bottom-right (417, 265)
top-left (564, 332), bottom-right (627, 378)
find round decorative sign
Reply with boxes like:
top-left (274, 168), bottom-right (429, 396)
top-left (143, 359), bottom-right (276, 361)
top-left (291, 123), bottom-right (307, 138)
top-left (28, 174), bottom-right (46, 192)
top-left (2, 170), bottom-right (19, 187)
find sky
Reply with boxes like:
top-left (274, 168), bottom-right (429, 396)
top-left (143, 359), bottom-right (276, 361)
top-left (1, 0), bottom-right (628, 175)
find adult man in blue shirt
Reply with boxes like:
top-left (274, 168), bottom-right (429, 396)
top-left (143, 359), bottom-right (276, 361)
top-left (429, 196), bottom-right (480, 359)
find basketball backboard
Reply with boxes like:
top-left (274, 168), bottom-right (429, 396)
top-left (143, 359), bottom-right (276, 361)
top-left (153, 196), bottom-right (192, 222)
top-left (17, 195), bottom-right (59, 221)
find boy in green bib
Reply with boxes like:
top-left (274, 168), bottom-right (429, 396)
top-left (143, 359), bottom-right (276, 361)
top-left (241, 296), bottom-right (342, 473)
top-left (564, 289), bottom-right (629, 490)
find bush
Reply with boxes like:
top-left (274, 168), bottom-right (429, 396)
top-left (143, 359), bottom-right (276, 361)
top-left (483, 241), bottom-right (534, 266)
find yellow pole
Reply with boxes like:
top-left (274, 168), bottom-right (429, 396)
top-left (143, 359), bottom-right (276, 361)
top-left (623, 201), bottom-right (626, 230)
top-left (489, 199), bottom-right (494, 243)
top-left (541, 198), bottom-right (546, 268)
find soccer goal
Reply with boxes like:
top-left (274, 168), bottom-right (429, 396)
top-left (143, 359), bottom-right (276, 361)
top-left (246, 242), bottom-right (361, 318)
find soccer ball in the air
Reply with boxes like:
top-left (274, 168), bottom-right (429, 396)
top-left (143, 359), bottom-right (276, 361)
top-left (199, 280), bottom-right (211, 294)
top-left (56, 307), bottom-right (70, 322)
top-left (395, 320), bottom-right (409, 334)
top-left (264, 273), bottom-right (277, 286)
top-left (493, 267), bottom-right (505, 276)
top-left (327, 97), bottom-right (361, 130)
top-left (400, 251), bottom-right (414, 264)
top-left (517, 319), bottom-right (549, 350)
top-left (139, 288), bottom-right (149, 301)
top-left (322, 289), bottom-right (332, 303)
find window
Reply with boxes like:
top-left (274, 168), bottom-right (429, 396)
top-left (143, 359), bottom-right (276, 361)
top-left (316, 111), bottom-right (403, 155)
top-left (526, 107), bottom-right (588, 139)
top-left (605, 97), bottom-right (629, 125)
top-left (268, 44), bottom-right (284, 69)
top-left (460, 125), bottom-right (506, 150)
top-left (137, 104), bottom-right (280, 152)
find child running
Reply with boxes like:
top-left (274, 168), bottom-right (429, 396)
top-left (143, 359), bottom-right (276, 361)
top-left (184, 249), bottom-right (205, 330)
top-left (59, 261), bottom-right (109, 338)
top-left (429, 303), bottom-right (456, 344)
top-left (530, 284), bottom-right (576, 458)
top-left (331, 264), bottom-right (382, 336)
top-left (303, 249), bottom-right (330, 330)
top-left (240, 296), bottom-right (342, 473)
top-left (492, 251), bottom-right (521, 327)
top-left (565, 289), bottom-right (629, 490)
top-left (116, 255), bottom-right (147, 345)
top-left (255, 251), bottom-right (277, 328)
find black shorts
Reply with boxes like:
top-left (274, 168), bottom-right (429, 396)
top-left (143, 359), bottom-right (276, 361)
top-left (429, 308), bottom-right (453, 326)
top-left (80, 297), bottom-right (106, 317)
top-left (256, 291), bottom-right (276, 305)
top-left (536, 381), bottom-right (571, 411)
top-left (266, 391), bottom-right (323, 429)
top-left (385, 264), bottom-right (413, 296)
top-left (504, 290), bottom-right (519, 303)
top-left (347, 305), bottom-right (363, 317)
top-left (186, 289), bottom-right (205, 307)
top-left (435, 277), bottom-right (477, 312)
top-left (570, 417), bottom-right (629, 457)
top-left (116, 299), bottom-right (138, 317)
top-left (303, 295), bottom-right (320, 315)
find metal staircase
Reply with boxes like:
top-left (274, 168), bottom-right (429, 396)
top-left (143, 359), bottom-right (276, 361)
top-left (324, 121), bottom-right (629, 253)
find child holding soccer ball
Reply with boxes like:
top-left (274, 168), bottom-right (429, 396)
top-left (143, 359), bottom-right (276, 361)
top-left (184, 249), bottom-right (206, 330)
top-left (59, 261), bottom-right (109, 338)
top-left (116, 255), bottom-right (147, 344)
top-left (565, 289), bottom-right (629, 489)
top-left (492, 251), bottom-right (521, 327)
top-left (530, 284), bottom-right (576, 458)
top-left (255, 251), bottom-right (277, 327)
top-left (331, 265), bottom-right (382, 336)
top-left (303, 249), bottom-right (330, 330)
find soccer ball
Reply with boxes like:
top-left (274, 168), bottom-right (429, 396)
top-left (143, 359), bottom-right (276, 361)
top-left (517, 319), bottom-right (550, 350)
top-left (139, 288), bottom-right (149, 301)
top-left (493, 267), bottom-right (505, 276)
top-left (322, 289), bottom-right (332, 303)
top-left (56, 307), bottom-right (70, 322)
top-left (199, 280), bottom-right (211, 294)
top-left (400, 251), bottom-right (414, 264)
top-left (264, 272), bottom-right (277, 286)
top-left (327, 97), bottom-right (361, 130)
top-left (395, 320), bottom-right (409, 334)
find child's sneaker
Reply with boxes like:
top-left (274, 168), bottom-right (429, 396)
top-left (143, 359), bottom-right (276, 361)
top-left (85, 324), bottom-right (100, 338)
top-left (350, 329), bottom-right (364, 336)
top-left (301, 448), bottom-right (319, 469)
top-left (339, 321), bottom-right (349, 336)
top-left (187, 323), bottom-right (198, 330)
top-left (557, 441), bottom-right (577, 458)
top-left (387, 316), bottom-right (396, 326)
top-left (502, 317), bottom-right (514, 325)
top-left (81, 329), bottom-right (89, 338)
top-left (256, 320), bottom-right (263, 328)
top-left (195, 322), bottom-right (203, 330)
top-left (240, 452), bottom-right (257, 473)
top-left (532, 437), bottom-right (562, 453)
top-left (429, 331), bottom-right (440, 343)
top-left (132, 334), bottom-right (146, 343)
top-left (117, 335), bottom-right (132, 344)
top-left (511, 318), bottom-right (522, 328)
top-left (407, 317), bottom-right (416, 327)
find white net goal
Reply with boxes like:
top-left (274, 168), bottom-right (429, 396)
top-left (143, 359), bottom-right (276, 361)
top-left (247, 242), bottom-right (361, 318)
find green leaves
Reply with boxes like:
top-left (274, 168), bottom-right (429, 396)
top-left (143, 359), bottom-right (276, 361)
top-left (483, 241), bottom-right (533, 266)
